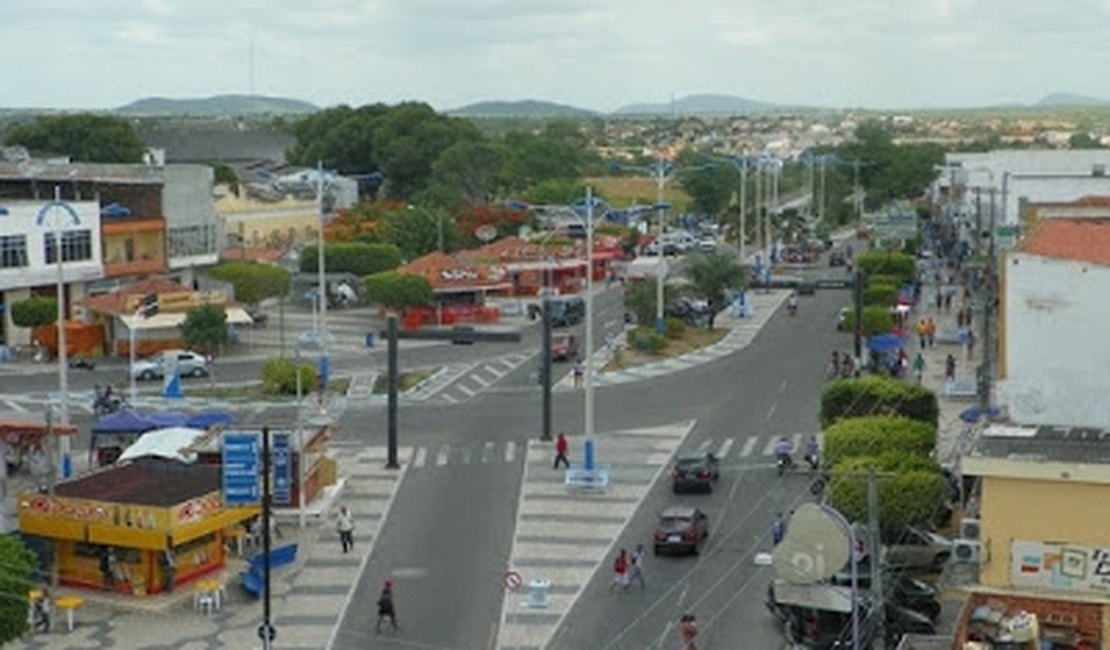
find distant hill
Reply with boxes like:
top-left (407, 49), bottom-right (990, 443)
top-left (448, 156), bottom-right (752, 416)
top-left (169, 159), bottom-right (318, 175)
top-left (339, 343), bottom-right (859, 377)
top-left (1035, 93), bottom-right (1110, 107)
top-left (116, 94), bottom-right (318, 116)
top-left (614, 93), bottom-right (778, 115)
top-left (448, 100), bottom-right (597, 118)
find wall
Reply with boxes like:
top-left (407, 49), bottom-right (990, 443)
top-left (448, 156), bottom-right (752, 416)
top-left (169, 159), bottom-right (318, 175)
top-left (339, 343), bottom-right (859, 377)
top-left (979, 476), bottom-right (1110, 589)
top-left (998, 253), bottom-right (1110, 427)
top-left (0, 200), bottom-right (104, 291)
top-left (163, 165), bottom-right (219, 269)
top-left (216, 195), bottom-right (319, 249)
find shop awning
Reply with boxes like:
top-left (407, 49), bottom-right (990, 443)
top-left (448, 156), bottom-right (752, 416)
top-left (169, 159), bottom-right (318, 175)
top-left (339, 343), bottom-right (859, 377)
top-left (120, 306), bottom-right (254, 330)
top-left (171, 506), bottom-right (259, 546)
top-left (88, 523), bottom-right (167, 550)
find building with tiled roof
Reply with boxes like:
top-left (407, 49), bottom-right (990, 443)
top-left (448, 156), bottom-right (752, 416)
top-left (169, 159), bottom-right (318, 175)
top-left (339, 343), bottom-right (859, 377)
top-left (997, 218), bottom-right (1110, 427)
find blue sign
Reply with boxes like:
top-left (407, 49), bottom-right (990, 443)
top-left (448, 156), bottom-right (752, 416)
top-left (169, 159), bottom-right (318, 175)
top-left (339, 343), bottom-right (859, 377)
top-left (222, 432), bottom-right (261, 506)
top-left (272, 432), bottom-right (292, 505)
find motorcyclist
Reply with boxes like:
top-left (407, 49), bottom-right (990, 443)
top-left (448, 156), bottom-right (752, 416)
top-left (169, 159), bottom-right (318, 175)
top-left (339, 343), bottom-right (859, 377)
top-left (774, 436), bottom-right (794, 468)
top-left (804, 435), bottom-right (820, 469)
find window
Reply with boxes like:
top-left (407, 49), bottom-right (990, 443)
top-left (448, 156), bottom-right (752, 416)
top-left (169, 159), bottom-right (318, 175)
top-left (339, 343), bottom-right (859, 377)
top-left (0, 235), bottom-right (28, 269)
top-left (167, 224), bottom-right (218, 258)
top-left (44, 230), bottom-right (93, 263)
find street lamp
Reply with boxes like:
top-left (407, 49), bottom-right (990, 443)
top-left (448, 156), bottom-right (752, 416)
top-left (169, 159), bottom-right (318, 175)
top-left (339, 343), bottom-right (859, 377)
top-left (407, 204), bottom-right (445, 253)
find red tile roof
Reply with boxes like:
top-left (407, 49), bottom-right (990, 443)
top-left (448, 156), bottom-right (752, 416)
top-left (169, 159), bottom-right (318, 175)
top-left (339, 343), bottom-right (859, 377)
top-left (396, 252), bottom-right (511, 291)
top-left (80, 277), bottom-right (192, 316)
top-left (1022, 218), bottom-right (1110, 266)
top-left (221, 248), bottom-right (285, 264)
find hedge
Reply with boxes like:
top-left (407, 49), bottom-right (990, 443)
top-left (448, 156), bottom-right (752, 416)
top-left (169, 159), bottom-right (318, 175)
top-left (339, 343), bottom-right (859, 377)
top-left (860, 305), bottom-right (894, 337)
top-left (630, 326), bottom-right (667, 354)
top-left (827, 455), bottom-right (949, 532)
top-left (299, 242), bottom-right (402, 276)
top-left (260, 358), bottom-right (318, 395)
top-left (862, 283), bottom-right (898, 307)
top-left (823, 416), bottom-right (937, 466)
top-left (364, 272), bottom-right (433, 310)
top-left (207, 262), bottom-right (290, 305)
top-left (10, 297), bottom-right (58, 328)
top-left (663, 317), bottom-right (686, 340)
top-left (820, 375), bottom-right (939, 427)
top-left (857, 251), bottom-right (916, 285)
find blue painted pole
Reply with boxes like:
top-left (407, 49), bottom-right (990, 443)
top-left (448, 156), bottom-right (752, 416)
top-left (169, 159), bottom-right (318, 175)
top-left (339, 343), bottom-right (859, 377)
top-left (583, 439), bottom-right (595, 471)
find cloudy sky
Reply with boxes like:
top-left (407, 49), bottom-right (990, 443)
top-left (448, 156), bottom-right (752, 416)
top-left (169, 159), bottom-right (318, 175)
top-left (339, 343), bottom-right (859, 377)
top-left (3, 0), bottom-right (1110, 112)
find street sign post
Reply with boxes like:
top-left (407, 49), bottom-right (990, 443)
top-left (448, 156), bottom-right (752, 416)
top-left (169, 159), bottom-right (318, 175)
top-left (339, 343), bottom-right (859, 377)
top-left (272, 432), bottom-right (292, 505)
top-left (222, 432), bottom-right (261, 506)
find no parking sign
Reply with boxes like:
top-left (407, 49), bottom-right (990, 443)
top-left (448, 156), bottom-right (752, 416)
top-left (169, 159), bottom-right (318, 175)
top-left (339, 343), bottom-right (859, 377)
top-left (503, 570), bottom-right (523, 592)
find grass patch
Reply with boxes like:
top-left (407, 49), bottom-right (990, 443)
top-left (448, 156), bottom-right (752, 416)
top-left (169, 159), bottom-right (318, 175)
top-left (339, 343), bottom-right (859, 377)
top-left (603, 327), bottom-right (728, 372)
top-left (585, 176), bottom-right (691, 209)
top-left (190, 377), bottom-right (352, 400)
top-left (372, 368), bottom-right (435, 394)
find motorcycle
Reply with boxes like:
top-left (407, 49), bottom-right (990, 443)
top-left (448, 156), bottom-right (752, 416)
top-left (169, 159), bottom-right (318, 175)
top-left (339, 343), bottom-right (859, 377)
top-left (776, 453), bottom-right (795, 477)
top-left (804, 451), bottom-right (820, 471)
top-left (68, 356), bottom-right (95, 370)
top-left (93, 395), bottom-right (128, 415)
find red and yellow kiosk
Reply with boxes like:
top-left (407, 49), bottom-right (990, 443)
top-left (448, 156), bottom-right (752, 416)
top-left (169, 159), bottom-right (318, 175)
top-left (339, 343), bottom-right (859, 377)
top-left (18, 457), bottom-right (259, 596)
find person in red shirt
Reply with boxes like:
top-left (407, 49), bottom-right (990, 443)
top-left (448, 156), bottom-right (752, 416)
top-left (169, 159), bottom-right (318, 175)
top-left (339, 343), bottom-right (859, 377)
top-left (609, 549), bottom-right (629, 593)
top-left (553, 432), bottom-right (569, 469)
top-left (679, 613), bottom-right (698, 649)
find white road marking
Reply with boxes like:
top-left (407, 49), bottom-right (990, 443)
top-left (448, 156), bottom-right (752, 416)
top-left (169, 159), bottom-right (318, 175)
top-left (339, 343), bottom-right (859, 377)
top-left (695, 439), bottom-right (712, 453)
top-left (780, 377), bottom-right (790, 392)
top-left (470, 373), bottom-right (491, 388)
top-left (436, 446), bottom-right (450, 467)
top-left (413, 447), bottom-right (427, 469)
top-left (442, 393), bottom-right (458, 404)
top-left (458, 383), bottom-right (476, 397)
top-left (498, 358), bottom-right (517, 370)
top-left (460, 447), bottom-right (472, 464)
top-left (791, 433), bottom-right (804, 450)
top-left (483, 365), bottom-right (505, 379)
top-left (717, 438), bottom-right (734, 459)
top-left (3, 399), bottom-right (26, 412)
top-left (484, 441), bottom-right (496, 462)
top-left (505, 440), bottom-right (516, 463)
top-left (764, 401), bottom-right (777, 421)
top-left (740, 437), bottom-right (758, 457)
top-left (762, 437), bottom-right (779, 456)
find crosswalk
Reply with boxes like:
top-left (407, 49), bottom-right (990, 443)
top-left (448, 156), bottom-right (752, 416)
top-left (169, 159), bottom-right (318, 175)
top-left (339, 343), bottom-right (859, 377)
top-left (432, 350), bottom-right (537, 403)
top-left (680, 433), bottom-right (823, 463)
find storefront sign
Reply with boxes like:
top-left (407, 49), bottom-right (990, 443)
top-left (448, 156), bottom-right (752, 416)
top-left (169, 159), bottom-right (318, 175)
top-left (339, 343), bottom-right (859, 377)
top-left (175, 493), bottom-right (222, 526)
top-left (23, 495), bottom-right (113, 523)
top-left (1011, 540), bottom-right (1110, 594)
top-left (272, 432), bottom-right (292, 505)
top-left (222, 432), bottom-right (261, 506)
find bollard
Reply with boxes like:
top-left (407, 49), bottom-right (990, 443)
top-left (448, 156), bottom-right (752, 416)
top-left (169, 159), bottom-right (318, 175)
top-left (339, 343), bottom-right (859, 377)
top-left (583, 439), bottom-right (595, 471)
top-left (526, 579), bottom-right (550, 609)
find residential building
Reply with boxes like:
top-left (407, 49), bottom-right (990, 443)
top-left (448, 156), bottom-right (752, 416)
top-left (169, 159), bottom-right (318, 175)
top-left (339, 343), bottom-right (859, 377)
top-left (215, 194), bottom-right (320, 252)
top-left (997, 218), bottom-right (1110, 427)
top-left (162, 164), bottom-right (220, 287)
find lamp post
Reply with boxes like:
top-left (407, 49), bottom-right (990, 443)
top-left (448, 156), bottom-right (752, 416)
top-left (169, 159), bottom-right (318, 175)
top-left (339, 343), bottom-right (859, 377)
top-left (407, 204), bottom-right (444, 253)
top-left (314, 162), bottom-right (328, 337)
top-left (583, 188), bottom-right (596, 441)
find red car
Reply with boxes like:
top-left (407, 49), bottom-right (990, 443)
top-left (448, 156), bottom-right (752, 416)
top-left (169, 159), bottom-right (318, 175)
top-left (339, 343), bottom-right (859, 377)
top-left (551, 333), bottom-right (579, 361)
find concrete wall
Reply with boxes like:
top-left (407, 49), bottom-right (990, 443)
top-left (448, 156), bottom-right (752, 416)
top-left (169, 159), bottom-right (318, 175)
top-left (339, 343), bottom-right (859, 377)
top-left (163, 165), bottom-right (219, 269)
top-left (998, 253), bottom-right (1110, 426)
top-left (979, 475), bottom-right (1110, 589)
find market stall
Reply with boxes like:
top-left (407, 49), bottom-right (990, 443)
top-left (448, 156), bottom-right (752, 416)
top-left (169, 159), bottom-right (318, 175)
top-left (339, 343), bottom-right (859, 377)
top-left (89, 411), bottom-right (188, 466)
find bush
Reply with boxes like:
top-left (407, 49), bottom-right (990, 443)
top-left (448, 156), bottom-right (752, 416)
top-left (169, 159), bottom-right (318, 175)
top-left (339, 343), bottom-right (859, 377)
top-left (0, 535), bottom-right (36, 643)
top-left (857, 252), bottom-right (915, 285)
top-left (10, 297), bottom-right (57, 328)
top-left (207, 262), bottom-right (290, 305)
top-left (820, 375), bottom-right (939, 427)
top-left (868, 274), bottom-right (902, 289)
top-left (261, 358), bottom-right (318, 395)
top-left (663, 317), bottom-right (686, 340)
top-left (823, 416), bottom-right (937, 466)
top-left (860, 305), bottom-right (894, 337)
top-left (630, 326), bottom-right (667, 354)
top-left (364, 272), bottom-right (433, 310)
top-left (862, 283), bottom-right (897, 307)
top-left (299, 242), bottom-right (402, 276)
top-left (827, 455), bottom-right (949, 532)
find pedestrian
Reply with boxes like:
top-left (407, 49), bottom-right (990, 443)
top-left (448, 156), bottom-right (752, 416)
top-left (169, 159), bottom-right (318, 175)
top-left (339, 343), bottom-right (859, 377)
top-left (944, 291), bottom-right (953, 312)
top-left (966, 329), bottom-right (976, 360)
top-left (100, 547), bottom-right (117, 592)
top-left (828, 351), bottom-right (840, 379)
top-left (160, 548), bottom-right (176, 594)
top-left (964, 306), bottom-right (973, 329)
top-left (376, 579), bottom-right (400, 633)
top-left (337, 506), bottom-right (355, 554)
top-left (572, 357), bottom-right (585, 389)
top-left (945, 354), bottom-right (956, 382)
top-left (609, 549), bottom-right (629, 593)
top-left (934, 290), bottom-right (943, 311)
top-left (680, 613), bottom-right (699, 650)
top-left (771, 512), bottom-right (786, 545)
top-left (31, 585), bottom-right (51, 634)
top-left (553, 432), bottom-right (570, 469)
top-left (915, 319), bottom-right (927, 349)
top-left (627, 544), bottom-right (646, 591)
top-left (925, 317), bottom-right (936, 347)
top-left (912, 352), bottom-right (926, 383)
top-left (957, 308), bottom-right (966, 329)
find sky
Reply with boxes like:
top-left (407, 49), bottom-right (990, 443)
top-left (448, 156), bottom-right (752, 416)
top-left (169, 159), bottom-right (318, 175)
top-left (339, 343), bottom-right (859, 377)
top-left (4, 0), bottom-right (1110, 112)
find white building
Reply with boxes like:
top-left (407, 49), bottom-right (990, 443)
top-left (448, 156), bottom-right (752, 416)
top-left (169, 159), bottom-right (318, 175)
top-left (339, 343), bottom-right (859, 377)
top-left (0, 199), bottom-right (104, 347)
top-left (997, 218), bottom-right (1110, 427)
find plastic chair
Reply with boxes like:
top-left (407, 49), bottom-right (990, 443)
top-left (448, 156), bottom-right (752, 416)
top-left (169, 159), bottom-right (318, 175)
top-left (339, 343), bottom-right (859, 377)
top-left (196, 592), bottom-right (215, 615)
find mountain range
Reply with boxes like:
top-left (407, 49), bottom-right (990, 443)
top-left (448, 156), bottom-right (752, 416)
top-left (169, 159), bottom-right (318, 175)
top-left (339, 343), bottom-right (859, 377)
top-left (108, 92), bottom-right (1110, 118)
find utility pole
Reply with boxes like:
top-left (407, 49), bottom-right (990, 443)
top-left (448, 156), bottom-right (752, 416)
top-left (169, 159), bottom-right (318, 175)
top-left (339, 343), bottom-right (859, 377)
top-left (867, 469), bottom-right (885, 649)
top-left (854, 159), bottom-right (863, 227)
top-left (738, 156), bottom-right (747, 263)
top-left (385, 315), bottom-right (400, 469)
top-left (974, 188), bottom-right (983, 256)
top-left (819, 156), bottom-right (828, 225)
top-left (853, 268), bottom-right (864, 363)
top-left (541, 298), bottom-right (553, 442)
top-left (260, 426), bottom-right (275, 650)
top-left (754, 160), bottom-right (763, 261)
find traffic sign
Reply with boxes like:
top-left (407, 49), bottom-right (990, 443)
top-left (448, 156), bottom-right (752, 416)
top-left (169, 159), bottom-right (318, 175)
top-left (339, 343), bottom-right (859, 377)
top-left (257, 622), bottom-right (276, 642)
top-left (272, 432), bottom-right (292, 505)
top-left (503, 570), bottom-right (523, 591)
top-left (222, 432), bottom-right (261, 506)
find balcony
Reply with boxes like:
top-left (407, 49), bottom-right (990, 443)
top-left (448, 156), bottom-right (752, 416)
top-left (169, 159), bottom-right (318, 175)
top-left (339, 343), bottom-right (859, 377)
top-left (101, 217), bottom-right (167, 278)
top-left (103, 257), bottom-right (166, 277)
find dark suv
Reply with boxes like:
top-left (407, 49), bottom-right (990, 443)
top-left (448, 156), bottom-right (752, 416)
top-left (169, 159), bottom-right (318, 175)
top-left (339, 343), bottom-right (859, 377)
top-left (671, 453), bottom-right (720, 493)
top-left (653, 506), bottom-right (709, 556)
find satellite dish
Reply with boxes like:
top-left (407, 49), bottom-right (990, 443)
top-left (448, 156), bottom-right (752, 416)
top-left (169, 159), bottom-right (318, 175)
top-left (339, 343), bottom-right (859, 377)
top-left (476, 225), bottom-right (498, 242)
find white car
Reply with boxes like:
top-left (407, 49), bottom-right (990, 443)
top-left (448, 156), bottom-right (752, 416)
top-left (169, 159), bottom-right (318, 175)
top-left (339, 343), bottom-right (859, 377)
top-left (130, 350), bottom-right (210, 380)
top-left (697, 237), bottom-right (717, 252)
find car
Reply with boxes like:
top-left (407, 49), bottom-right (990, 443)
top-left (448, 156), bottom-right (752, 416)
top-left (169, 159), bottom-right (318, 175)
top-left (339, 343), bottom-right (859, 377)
top-left (652, 506), bottom-right (708, 556)
top-left (130, 350), bottom-right (210, 381)
top-left (881, 527), bottom-right (953, 572)
top-left (550, 333), bottom-right (578, 361)
top-left (696, 237), bottom-right (717, 253)
top-left (668, 297), bottom-right (711, 323)
top-left (671, 453), bottom-right (720, 493)
top-left (245, 306), bottom-right (269, 328)
top-left (450, 325), bottom-right (475, 345)
top-left (829, 251), bottom-right (847, 267)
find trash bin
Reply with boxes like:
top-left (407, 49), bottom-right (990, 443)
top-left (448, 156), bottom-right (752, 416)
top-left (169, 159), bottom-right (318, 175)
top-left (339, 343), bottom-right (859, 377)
top-left (364, 333), bottom-right (375, 347)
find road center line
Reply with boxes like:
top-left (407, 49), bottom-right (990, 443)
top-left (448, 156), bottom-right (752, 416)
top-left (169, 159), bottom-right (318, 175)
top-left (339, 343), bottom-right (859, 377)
top-left (764, 400), bottom-right (777, 422)
top-left (504, 441), bottom-right (516, 463)
top-left (780, 377), bottom-right (789, 392)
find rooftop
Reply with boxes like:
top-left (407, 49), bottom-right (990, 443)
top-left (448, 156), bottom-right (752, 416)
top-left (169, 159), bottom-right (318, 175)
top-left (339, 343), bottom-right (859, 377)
top-left (79, 276), bottom-right (193, 316)
top-left (1021, 218), bottom-right (1110, 266)
top-left (968, 423), bottom-right (1110, 465)
top-left (56, 457), bottom-right (219, 507)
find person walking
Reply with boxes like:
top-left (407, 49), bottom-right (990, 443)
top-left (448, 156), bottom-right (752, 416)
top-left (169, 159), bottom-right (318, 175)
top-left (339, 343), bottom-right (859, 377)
top-left (32, 589), bottom-right (51, 634)
top-left (945, 354), bottom-right (957, 382)
top-left (915, 319), bottom-right (927, 349)
top-left (572, 357), bottom-right (585, 389)
top-left (609, 549), bottom-right (629, 593)
top-left (160, 548), bottom-right (176, 594)
top-left (337, 506), bottom-right (355, 554)
top-left (771, 512), bottom-right (787, 545)
top-left (100, 547), bottom-right (117, 592)
top-left (553, 432), bottom-right (570, 469)
top-left (912, 352), bottom-right (926, 383)
top-left (627, 545), bottom-right (647, 591)
top-left (679, 613), bottom-right (699, 650)
top-left (376, 579), bottom-right (400, 633)
top-left (966, 328), bottom-right (976, 360)
top-left (925, 317), bottom-right (936, 348)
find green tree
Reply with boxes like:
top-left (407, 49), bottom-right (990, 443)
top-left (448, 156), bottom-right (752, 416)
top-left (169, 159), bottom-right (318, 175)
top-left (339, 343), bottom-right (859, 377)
top-left (179, 304), bottom-right (229, 355)
top-left (820, 375), bottom-right (939, 427)
top-left (680, 164), bottom-right (737, 217)
top-left (378, 208), bottom-right (459, 258)
top-left (863, 283), bottom-right (898, 307)
top-left (9, 297), bottom-right (58, 328)
top-left (0, 535), bottom-right (36, 643)
top-left (207, 262), bottom-right (290, 305)
top-left (210, 162), bottom-right (239, 186)
top-left (624, 280), bottom-right (677, 328)
top-left (684, 252), bottom-right (748, 328)
top-left (860, 305), bottom-right (894, 337)
top-left (299, 242), bottom-right (402, 276)
top-left (1069, 132), bottom-right (1102, 149)
top-left (4, 113), bottom-right (146, 163)
top-left (424, 139), bottom-right (507, 207)
top-left (370, 102), bottom-right (480, 199)
top-left (857, 251), bottom-right (916, 284)
top-left (823, 415), bottom-right (937, 466)
top-left (827, 454), bottom-right (949, 533)
top-left (285, 104), bottom-right (390, 175)
top-left (502, 132), bottom-right (582, 191)
top-left (364, 272), bottom-right (434, 310)
top-left (260, 357), bottom-right (318, 395)
top-left (523, 178), bottom-right (583, 205)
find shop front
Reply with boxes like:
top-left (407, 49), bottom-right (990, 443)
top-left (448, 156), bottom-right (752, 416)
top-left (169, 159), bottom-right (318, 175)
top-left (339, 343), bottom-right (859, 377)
top-left (18, 457), bottom-right (259, 596)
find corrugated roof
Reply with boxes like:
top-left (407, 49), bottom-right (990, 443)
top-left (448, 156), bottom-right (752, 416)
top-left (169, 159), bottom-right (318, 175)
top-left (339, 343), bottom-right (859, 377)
top-left (80, 277), bottom-right (191, 316)
top-left (1021, 218), bottom-right (1110, 266)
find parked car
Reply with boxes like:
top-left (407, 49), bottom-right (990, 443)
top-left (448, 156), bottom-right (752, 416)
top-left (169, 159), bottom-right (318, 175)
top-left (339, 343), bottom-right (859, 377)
top-left (450, 325), bottom-right (475, 345)
top-left (245, 306), bottom-right (269, 328)
top-left (527, 295), bottom-right (585, 326)
top-left (130, 350), bottom-right (209, 381)
top-left (652, 506), bottom-right (709, 556)
top-left (550, 333), bottom-right (578, 361)
top-left (881, 527), bottom-right (953, 572)
top-left (829, 251), bottom-right (847, 267)
top-left (697, 237), bottom-right (718, 253)
top-left (671, 453), bottom-right (720, 493)
top-left (668, 297), bottom-right (711, 323)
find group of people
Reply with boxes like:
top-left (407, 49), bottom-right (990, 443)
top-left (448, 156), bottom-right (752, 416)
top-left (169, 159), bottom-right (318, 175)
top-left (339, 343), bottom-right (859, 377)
top-left (773, 435), bottom-right (820, 470)
top-left (914, 317), bottom-right (938, 349)
top-left (609, 547), bottom-right (647, 593)
top-left (827, 351), bottom-right (858, 380)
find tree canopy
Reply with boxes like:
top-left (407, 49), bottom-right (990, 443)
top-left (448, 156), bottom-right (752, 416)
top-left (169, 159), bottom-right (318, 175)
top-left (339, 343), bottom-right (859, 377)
top-left (299, 242), bottom-right (402, 276)
top-left (4, 113), bottom-right (146, 163)
top-left (364, 272), bottom-right (434, 310)
top-left (179, 304), bottom-right (229, 355)
top-left (0, 535), bottom-right (36, 643)
top-left (683, 252), bottom-right (748, 328)
top-left (10, 297), bottom-right (57, 328)
top-left (207, 262), bottom-right (290, 305)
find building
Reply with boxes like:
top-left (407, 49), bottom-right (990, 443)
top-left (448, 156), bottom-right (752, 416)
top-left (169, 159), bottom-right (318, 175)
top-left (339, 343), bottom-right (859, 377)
top-left (215, 193), bottom-right (320, 251)
top-left (956, 424), bottom-right (1110, 648)
top-left (997, 218), bottom-right (1110, 427)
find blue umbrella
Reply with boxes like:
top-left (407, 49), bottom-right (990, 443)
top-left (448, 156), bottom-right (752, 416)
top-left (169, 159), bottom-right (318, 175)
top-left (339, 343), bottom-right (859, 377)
top-left (185, 410), bottom-right (237, 429)
top-left (145, 411), bottom-right (188, 428)
top-left (866, 333), bottom-right (903, 353)
top-left (959, 405), bottom-right (1001, 423)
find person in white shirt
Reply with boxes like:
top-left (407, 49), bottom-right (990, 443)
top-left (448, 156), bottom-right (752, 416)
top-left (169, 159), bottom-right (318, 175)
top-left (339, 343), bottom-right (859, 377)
top-left (337, 506), bottom-right (355, 554)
